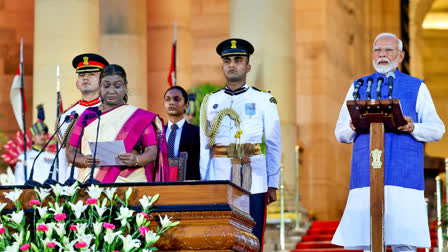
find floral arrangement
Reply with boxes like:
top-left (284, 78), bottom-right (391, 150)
top-left (0, 183), bottom-right (179, 251)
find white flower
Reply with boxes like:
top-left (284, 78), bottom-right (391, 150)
top-left (50, 184), bottom-right (63, 197)
top-left (49, 202), bottom-right (64, 214)
top-left (75, 233), bottom-right (94, 247)
top-left (92, 222), bottom-right (103, 236)
top-left (4, 188), bottom-right (22, 204)
top-left (125, 187), bottom-right (132, 201)
top-left (75, 223), bottom-right (88, 236)
top-left (45, 223), bottom-right (55, 238)
top-left (12, 230), bottom-right (23, 244)
top-left (0, 202), bottom-right (7, 213)
top-left (36, 206), bottom-right (48, 218)
top-left (136, 212), bottom-right (145, 227)
top-left (35, 187), bottom-right (51, 202)
top-left (159, 215), bottom-right (180, 229)
top-left (94, 204), bottom-right (107, 218)
top-left (54, 222), bottom-right (66, 237)
top-left (120, 234), bottom-right (141, 252)
top-left (86, 184), bottom-right (103, 199)
top-left (115, 206), bottom-right (134, 226)
top-left (144, 230), bottom-right (160, 244)
top-left (5, 242), bottom-right (19, 252)
top-left (104, 230), bottom-right (121, 244)
top-left (69, 200), bottom-right (88, 219)
top-left (104, 187), bottom-right (116, 201)
top-left (9, 211), bottom-right (24, 225)
top-left (139, 194), bottom-right (158, 210)
top-left (61, 182), bottom-right (79, 197)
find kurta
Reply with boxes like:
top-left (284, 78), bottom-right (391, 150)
top-left (332, 69), bottom-right (445, 248)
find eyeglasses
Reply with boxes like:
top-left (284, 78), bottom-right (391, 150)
top-left (373, 47), bottom-right (399, 55)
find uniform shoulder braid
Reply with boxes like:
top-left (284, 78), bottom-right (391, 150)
top-left (252, 86), bottom-right (277, 104)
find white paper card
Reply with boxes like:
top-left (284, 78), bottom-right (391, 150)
top-left (88, 140), bottom-right (126, 166)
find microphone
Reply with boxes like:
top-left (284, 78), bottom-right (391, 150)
top-left (85, 110), bottom-right (102, 185)
top-left (386, 72), bottom-right (395, 99)
top-left (25, 115), bottom-right (71, 187)
top-left (43, 114), bottom-right (79, 185)
top-left (352, 79), bottom-right (364, 100)
top-left (366, 77), bottom-right (373, 100)
top-left (376, 77), bottom-right (384, 99)
top-left (65, 114), bottom-right (89, 186)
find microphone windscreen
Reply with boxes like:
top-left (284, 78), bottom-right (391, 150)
top-left (386, 72), bottom-right (395, 79)
top-left (377, 77), bottom-right (384, 83)
top-left (96, 110), bottom-right (102, 117)
top-left (367, 77), bottom-right (373, 84)
top-left (64, 115), bottom-right (70, 122)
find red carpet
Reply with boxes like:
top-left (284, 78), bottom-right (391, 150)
top-left (291, 220), bottom-right (438, 252)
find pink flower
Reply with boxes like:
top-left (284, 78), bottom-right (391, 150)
top-left (54, 213), bottom-right (66, 222)
top-left (113, 251), bottom-right (119, 252)
top-left (0, 227), bottom-right (5, 234)
top-left (20, 243), bottom-right (30, 251)
top-left (139, 212), bottom-right (150, 220)
top-left (70, 225), bottom-right (77, 231)
top-left (75, 241), bottom-right (87, 249)
top-left (103, 222), bottom-right (115, 230)
top-left (47, 242), bottom-right (56, 248)
top-left (138, 226), bottom-right (150, 236)
top-left (29, 200), bottom-right (41, 207)
top-left (37, 224), bottom-right (48, 231)
top-left (86, 198), bottom-right (98, 205)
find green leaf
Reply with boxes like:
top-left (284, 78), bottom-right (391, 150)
top-left (30, 242), bottom-right (39, 252)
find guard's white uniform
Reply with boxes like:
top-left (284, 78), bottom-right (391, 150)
top-left (15, 148), bottom-right (56, 185)
top-left (57, 99), bottom-right (101, 183)
top-left (199, 84), bottom-right (281, 194)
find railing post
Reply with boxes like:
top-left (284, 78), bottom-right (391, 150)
top-left (294, 145), bottom-right (301, 231)
top-left (436, 176), bottom-right (443, 250)
top-left (279, 161), bottom-right (285, 250)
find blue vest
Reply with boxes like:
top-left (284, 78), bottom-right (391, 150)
top-left (350, 69), bottom-right (424, 190)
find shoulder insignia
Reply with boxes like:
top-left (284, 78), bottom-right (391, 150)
top-left (252, 86), bottom-right (271, 93)
top-left (270, 97), bottom-right (277, 104)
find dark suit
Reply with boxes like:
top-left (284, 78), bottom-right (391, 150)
top-left (165, 121), bottom-right (200, 180)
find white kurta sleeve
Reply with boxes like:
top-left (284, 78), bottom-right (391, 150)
top-left (199, 101), bottom-right (211, 181)
top-left (335, 84), bottom-right (357, 143)
top-left (263, 94), bottom-right (281, 189)
top-left (410, 83), bottom-right (445, 142)
top-left (14, 153), bottom-right (25, 185)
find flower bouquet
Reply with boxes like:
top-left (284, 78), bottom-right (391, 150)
top-left (0, 183), bottom-right (179, 252)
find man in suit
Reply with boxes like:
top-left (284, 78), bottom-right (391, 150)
top-left (164, 86), bottom-right (200, 180)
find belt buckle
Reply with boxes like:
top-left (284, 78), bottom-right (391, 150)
top-left (227, 144), bottom-right (237, 158)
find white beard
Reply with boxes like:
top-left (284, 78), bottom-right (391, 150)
top-left (373, 57), bottom-right (400, 74)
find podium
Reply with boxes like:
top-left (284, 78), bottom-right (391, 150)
top-left (0, 181), bottom-right (258, 251)
top-left (346, 99), bottom-right (407, 251)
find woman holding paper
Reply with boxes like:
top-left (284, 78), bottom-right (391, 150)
top-left (66, 64), bottom-right (170, 183)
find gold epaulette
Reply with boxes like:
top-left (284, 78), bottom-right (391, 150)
top-left (60, 116), bottom-right (79, 148)
top-left (252, 86), bottom-right (271, 93)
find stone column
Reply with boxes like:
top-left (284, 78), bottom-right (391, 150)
top-left (33, 0), bottom-right (99, 130)
top-left (99, 0), bottom-right (147, 109)
top-left (230, 0), bottom-right (297, 211)
top-left (147, 0), bottom-right (192, 116)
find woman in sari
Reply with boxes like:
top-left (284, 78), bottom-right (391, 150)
top-left (66, 64), bottom-right (169, 183)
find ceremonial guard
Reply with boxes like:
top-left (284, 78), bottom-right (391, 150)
top-left (57, 53), bottom-right (109, 183)
top-left (199, 38), bottom-right (281, 250)
top-left (15, 105), bottom-right (55, 184)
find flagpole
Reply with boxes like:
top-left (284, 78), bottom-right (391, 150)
top-left (173, 21), bottom-right (177, 86)
top-left (55, 65), bottom-right (61, 181)
top-left (20, 38), bottom-right (27, 180)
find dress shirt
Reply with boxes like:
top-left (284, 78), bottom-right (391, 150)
top-left (166, 118), bottom-right (186, 157)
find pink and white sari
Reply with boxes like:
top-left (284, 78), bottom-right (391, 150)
top-left (69, 105), bottom-right (170, 183)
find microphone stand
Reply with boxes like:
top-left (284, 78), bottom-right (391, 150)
top-left (25, 115), bottom-right (70, 187)
top-left (84, 110), bottom-right (102, 185)
top-left (43, 114), bottom-right (79, 185)
top-left (65, 114), bottom-right (88, 186)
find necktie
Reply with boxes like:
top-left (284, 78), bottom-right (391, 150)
top-left (167, 124), bottom-right (178, 158)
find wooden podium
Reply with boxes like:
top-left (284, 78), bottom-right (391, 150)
top-left (347, 99), bottom-right (406, 251)
top-left (0, 181), bottom-right (258, 251)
